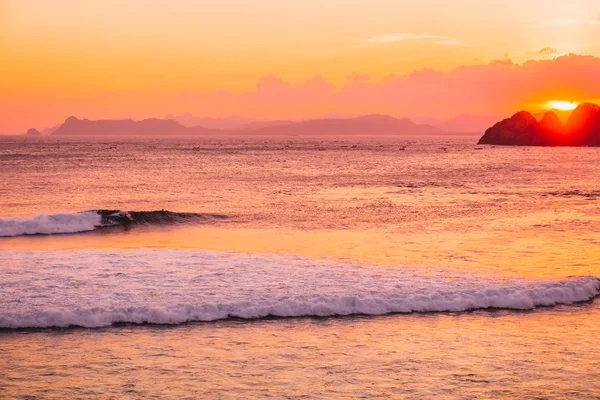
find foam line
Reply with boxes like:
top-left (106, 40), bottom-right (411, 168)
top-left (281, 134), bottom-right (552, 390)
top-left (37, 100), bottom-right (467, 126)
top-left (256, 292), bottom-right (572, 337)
top-left (0, 250), bottom-right (598, 328)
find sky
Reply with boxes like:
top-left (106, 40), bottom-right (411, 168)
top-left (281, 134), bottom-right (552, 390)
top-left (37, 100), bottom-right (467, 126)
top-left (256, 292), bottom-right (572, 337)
top-left (2, 0), bottom-right (600, 132)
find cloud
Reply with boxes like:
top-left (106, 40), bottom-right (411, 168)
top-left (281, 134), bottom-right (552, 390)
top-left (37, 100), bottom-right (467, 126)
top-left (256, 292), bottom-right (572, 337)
top-left (175, 55), bottom-right (600, 119)
top-left (547, 19), bottom-right (600, 26)
top-left (362, 33), bottom-right (472, 48)
top-left (533, 47), bottom-right (567, 60)
top-left (6, 54), bottom-right (600, 133)
top-left (538, 47), bottom-right (558, 55)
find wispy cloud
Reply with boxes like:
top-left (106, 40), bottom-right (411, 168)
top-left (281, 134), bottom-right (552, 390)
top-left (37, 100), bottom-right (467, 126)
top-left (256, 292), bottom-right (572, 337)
top-left (547, 18), bottom-right (600, 26)
top-left (361, 33), bottom-right (472, 48)
top-left (435, 40), bottom-right (472, 47)
top-left (361, 33), bottom-right (436, 44)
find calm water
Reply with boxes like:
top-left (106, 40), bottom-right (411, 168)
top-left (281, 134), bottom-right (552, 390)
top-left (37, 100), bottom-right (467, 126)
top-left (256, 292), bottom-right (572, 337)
top-left (1, 135), bottom-right (599, 398)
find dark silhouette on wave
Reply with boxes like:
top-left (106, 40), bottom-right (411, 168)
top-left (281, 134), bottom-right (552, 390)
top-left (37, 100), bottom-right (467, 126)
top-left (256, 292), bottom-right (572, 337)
top-left (478, 103), bottom-right (600, 146)
top-left (0, 210), bottom-right (227, 238)
top-left (96, 210), bottom-right (227, 227)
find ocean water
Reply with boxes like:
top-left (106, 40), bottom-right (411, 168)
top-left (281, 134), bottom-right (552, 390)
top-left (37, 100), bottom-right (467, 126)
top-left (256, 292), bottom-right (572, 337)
top-left (1, 135), bottom-right (599, 398)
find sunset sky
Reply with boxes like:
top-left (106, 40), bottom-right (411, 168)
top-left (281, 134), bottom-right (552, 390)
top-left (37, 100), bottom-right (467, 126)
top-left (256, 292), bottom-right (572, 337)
top-left (2, 0), bottom-right (600, 133)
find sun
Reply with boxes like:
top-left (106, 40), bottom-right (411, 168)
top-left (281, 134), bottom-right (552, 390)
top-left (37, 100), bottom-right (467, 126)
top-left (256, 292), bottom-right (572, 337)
top-left (544, 101), bottom-right (578, 111)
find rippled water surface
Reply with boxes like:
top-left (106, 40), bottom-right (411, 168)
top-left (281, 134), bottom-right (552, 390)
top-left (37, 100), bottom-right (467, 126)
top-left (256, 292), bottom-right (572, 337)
top-left (1, 135), bottom-right (600, 398)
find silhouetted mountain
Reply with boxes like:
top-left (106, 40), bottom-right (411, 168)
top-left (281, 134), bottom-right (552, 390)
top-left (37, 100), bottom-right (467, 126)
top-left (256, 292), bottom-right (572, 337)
top-left (164, 112), bottom-right (294, 130)
top-left (239, 120), bottom-right (292, 130)
top-left (478, 103), bottom-right (600, 146)
top-left (478, 111), bottom-right (544, 145)
top-left (409, 116), bottom-right (443, 126)
top-left (538, 111), bottom-right (563, 136)
top-left (250, 114), bottom-right (444, 135)
top-left (25, 128), bottom-right (41, 136)
top-left (164, 113), bottom-right (253, 129)
top-left (41, 124), bottom-right (61, 135)
top-left (533, 108), bottom-right (572, 124)
top-left (53, 116), bottom-right (215, 135)
top-left (564, 103), bottom-right (600, 146)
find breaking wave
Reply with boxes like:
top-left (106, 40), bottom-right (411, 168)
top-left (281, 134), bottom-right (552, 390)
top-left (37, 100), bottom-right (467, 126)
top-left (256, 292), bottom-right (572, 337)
top-left (0, 210), bottom-right (226, 237)
top-left (2, 277), bottom-right (598, 329)
top-left (0, 212), bottom-right (101, 237)
top-left (0, 250), bottom-right (598, 329)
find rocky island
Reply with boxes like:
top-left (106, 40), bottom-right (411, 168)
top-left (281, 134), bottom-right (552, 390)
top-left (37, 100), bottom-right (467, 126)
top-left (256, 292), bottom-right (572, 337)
top-left (52, 116), bottom-right (214, 135)
top-left (25, 128), bottom-right (41, 136)
top-left (478, 102), bottom-right (600, 146)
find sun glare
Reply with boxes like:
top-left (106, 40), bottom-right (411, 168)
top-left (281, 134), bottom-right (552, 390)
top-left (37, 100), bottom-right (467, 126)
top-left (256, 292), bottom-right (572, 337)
top-left (544, 101), bottom-right (578, 111)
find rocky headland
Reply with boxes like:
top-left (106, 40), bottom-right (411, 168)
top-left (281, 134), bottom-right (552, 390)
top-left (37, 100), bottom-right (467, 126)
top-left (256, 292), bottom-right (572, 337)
top-left (478, 103), bottom-right (600, 146)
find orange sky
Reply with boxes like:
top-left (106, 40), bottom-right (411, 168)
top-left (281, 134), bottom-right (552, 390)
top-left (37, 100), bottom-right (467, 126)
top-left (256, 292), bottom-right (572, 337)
top-left (2, 0), bottom-right (600, 132)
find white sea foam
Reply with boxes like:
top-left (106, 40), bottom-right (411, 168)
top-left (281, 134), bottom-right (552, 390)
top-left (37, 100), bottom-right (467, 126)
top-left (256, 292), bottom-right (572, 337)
top-left (0, 250), bottom-right (598, 328)
top-left (0, 212), bottom-right (102, 237)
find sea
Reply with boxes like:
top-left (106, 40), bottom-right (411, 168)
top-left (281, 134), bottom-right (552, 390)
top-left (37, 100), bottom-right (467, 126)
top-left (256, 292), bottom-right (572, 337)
top-left (0, 134), bottom-right (599, 399)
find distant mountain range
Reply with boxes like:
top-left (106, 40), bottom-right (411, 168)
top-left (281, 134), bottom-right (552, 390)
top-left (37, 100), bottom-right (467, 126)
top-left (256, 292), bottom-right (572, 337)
top-left (166, 112), bottom-right (498, 133)
top-left (163, 112), bottom-right (359, 130)
top-left (247, 114), bottom-right (444, 135)
top-left (50, 114), bottom-right (447, 136)
top-left (163, 113), bottom-right (255, 129)
top-left (30, 110), bottom-right (507, 136)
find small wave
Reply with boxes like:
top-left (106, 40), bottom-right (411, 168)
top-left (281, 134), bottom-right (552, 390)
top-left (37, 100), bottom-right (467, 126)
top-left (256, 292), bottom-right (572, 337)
top-left (0, 210), bottom-right (226, 237)
top-left (0, 250), bottom-right (598, 329)
top-left (543, 190), bottom-right (600, 199)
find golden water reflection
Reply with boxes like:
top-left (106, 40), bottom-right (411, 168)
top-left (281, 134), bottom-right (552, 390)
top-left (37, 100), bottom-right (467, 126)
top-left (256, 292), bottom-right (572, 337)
top-left (1, 306), bottom-right (599, 398)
